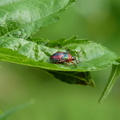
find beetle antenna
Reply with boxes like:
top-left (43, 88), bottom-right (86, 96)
top-left (74, 50), bottom-right (82, 64)
top-left (70, 61), bottom-right (77, 67)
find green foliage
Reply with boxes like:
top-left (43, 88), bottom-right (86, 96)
top-left (0, 0), bottom-right (120, 115)
top-left (0, 0), bottom-right (74, 38)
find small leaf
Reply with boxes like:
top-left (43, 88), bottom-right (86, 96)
top-left (48, 71), bottom-right (95, 87)
top-left (98, 60), bottom-right (120, 103)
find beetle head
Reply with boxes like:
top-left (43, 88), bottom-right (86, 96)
top-left (72, 56), bottom-right (76, 60)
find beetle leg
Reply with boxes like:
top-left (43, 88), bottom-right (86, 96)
top-left (75, 59), bottom-right (80, 64)
top-left (69, 61), bottom-right (77, 67)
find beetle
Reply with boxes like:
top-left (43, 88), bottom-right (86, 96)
top-left (50, 51), bottom-right (77, 66)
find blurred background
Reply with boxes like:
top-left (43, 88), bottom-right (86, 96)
top-left (1, 0), bottom-right (120, 120)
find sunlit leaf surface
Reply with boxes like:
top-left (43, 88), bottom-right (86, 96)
top-left (0, 36), bottom-right (118, 71)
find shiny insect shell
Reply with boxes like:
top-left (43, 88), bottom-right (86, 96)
top-left (50, 52), bottom-right (76, 66)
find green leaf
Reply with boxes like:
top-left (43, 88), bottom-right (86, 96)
top-left (0, 36), bottom-right (119, 87)
top-left (0, 0), bottom-right (75, 39)
top-left (0, 100), bottom-right (35, 120)
top-left (98, 60), bottom-right (120, 103)
top-left (0, 36), bottom-right (118, 72)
